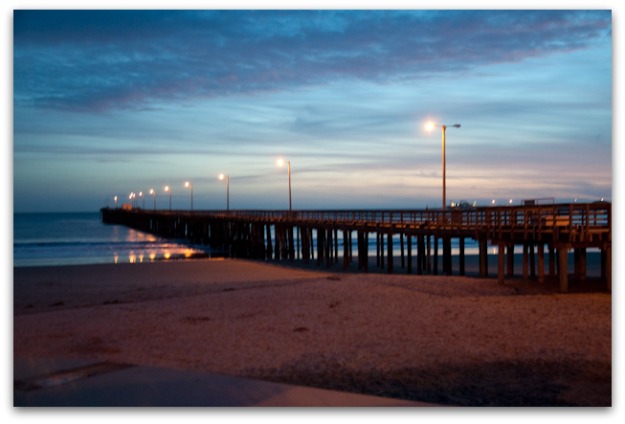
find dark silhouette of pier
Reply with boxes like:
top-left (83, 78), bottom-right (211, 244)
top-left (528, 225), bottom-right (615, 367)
top-left (101, 202), bottom-right (611, 292)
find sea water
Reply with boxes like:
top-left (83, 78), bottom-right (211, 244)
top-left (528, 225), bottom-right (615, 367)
top-left (13, 212), bottom-right (207, 267)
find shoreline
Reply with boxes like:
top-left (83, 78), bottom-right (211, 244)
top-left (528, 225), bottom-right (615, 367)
top-left (14, 249), bottom-right (606, 277)
top-left (13, 258), bottom-right (611, 406)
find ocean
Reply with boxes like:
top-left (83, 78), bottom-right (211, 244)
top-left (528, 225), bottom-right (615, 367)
top-left (13, 212), bottom-right (208, 267)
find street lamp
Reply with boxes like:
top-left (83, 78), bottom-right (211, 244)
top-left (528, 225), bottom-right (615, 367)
top-left (164, 185), bottom-right (172, 210)
top-left (138, 191), bottom-right (144, 209)
top-left (425, 121), bottom-right (461, 210)
top-left (276, 158), bottom-right (292, 212)
top-left (129, 192), bottom-right (136, 208)
top-left (219, 173), bottom-right (230, 212)
top-left (184, 181), bottom-right (193, 211)
top-left (114, 196), bottom-right (118, 208)
top-left (149, 188), bottom-right (156, 210)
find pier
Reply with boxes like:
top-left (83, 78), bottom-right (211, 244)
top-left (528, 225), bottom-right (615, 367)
top-left (101, 202), bottom-right (611, 292)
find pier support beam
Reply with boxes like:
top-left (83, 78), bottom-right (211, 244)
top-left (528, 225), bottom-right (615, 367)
top-left (325, 228), bottom-right (333, 267)
top-left (269, 225), bottom-right (275, 260)
top-left (343, 229), bottom-right (350, 270)
top-left (479, 237), bottom-right (488, 277)
top-left (379, 232), bottom-right (385, 269)
top-left (332, 229), bottom-right (337, 266)
top-left (602, 246), bottom-right (611, 292)
top-left (537, 243), bottom-right (545, 283)
top-left (425, 234), bottom-right (432, 274)
top-left (400, 233), bottom-right (405, 269)
top-left (558, 244), bottom-right (570, 293)
top-left (406, 235), bottom-right (412, 274)
top-left (506, 244), bottom-right (515, 277)
top-left (317, 228), bottom-right (325, 266)
top-left (357, 231), bottom-right (368, 271)
top-left (529, 243), bottom-right (536, 279)
top-left (459, 237), bottom-right (465, 276)
top-left (417, 235), bottom-right (425, 275)
top-left (363, 232), bottom-right (369, 272)
top-left (287, 226), bottom-right (295, 260)
top-left (433, 236), bottom-right (439, 275)
top-left (549, 247), bottom-right (556, 276)
top-left (442, 237), bottom-right (452, 276)
top-left (497, 242), bottom-right (506, 285)
top-left (387, 232), bottom-right (393, 274)
top-left (522, 243), bottom-right (529, 279)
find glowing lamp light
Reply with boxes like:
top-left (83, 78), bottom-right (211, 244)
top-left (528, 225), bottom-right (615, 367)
top-left (218, 173), bottom-right (230, 211)
top-left (149, 188), bottom-right (156, 210)
top-left (164, 185), bottom-right (172, 210)
top-left (275, 158), bottom-right (292, 211)
top-left (184, 181), bottom-right (193, 211)
top-left (423, 119), bottom-right (461, 210)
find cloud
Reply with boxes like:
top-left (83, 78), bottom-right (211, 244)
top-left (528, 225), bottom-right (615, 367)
top-left (14, 10), bottom-right (611, 112)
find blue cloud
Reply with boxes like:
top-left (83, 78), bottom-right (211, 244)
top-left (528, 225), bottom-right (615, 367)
top-left (14, 10), bottom-right (611, 112)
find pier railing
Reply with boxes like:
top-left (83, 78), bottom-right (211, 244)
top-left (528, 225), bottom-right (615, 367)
top-left (204, 203), bottom-right (610, 242)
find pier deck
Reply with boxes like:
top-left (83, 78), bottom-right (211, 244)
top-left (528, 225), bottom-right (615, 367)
top-left (101, 202), bottom-right (611, 292)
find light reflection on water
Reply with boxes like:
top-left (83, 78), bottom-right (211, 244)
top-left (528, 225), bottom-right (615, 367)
top-left (13, 212), bottom-right (211, 267)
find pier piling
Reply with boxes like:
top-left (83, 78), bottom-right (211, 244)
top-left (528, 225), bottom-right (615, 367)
top-left (101, 202), bottom-right (611, 292)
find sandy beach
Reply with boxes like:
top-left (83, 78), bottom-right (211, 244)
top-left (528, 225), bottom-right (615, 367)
top-left (13, 258), bottom-right (611, 406)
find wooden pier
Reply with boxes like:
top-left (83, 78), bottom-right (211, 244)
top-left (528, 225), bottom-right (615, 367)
top-left (101, 202), bottom-right (611, 292)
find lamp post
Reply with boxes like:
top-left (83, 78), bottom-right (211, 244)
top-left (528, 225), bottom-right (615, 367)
top-left (139, 191), bottom-right (144, 209)
top-left (149, 188), bottom-right (156, 210)
top-left (114, 196), bottom-right (118, 208)
top-left (426, 121), bottom-right (461, 210)
top-left (276, 158), bottom-right (292, 212)
top-left (184, 181), bottom-right (193, 211)
top-left (219, 174), bottom-right (230, 212)
top-left (164, 185), bottom-right (172, 210)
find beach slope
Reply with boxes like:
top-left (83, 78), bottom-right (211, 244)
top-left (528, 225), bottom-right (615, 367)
top-left (14, 259), bottom-right (611, 406)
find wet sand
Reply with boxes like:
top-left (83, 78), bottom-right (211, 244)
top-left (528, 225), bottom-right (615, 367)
top-left (13, 258), bottom-right (611, 406)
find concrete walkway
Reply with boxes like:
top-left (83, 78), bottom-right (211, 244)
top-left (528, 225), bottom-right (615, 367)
top-left (14, 358), bottom-right (434, 407)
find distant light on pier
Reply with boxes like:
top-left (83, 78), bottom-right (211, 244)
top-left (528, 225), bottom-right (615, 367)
top-left (184, 181), bottom-right (193, 211)
top-left (149, 188), bottom-right (156, 210)
top-left (164, 185), bottom-right (172, 210)
top-left (219, 173), bottom-right (230, 212)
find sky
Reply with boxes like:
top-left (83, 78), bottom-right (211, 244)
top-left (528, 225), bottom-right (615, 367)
top-left (11, 6), bottom-right (613, 212)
